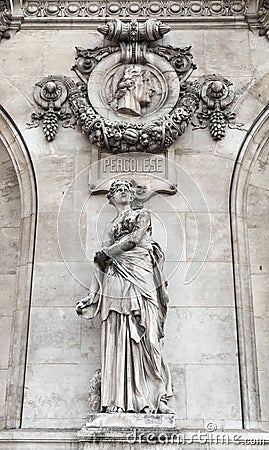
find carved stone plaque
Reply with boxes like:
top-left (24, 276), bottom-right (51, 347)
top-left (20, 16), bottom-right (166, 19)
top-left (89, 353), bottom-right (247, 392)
top-left (89, 152), bottom-right (177, 201)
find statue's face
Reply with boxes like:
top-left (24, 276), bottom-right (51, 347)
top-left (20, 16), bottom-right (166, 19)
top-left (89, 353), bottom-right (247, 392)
top-left (112, 184), bottom-right (132, 206)
top-left (133, 71), bottom-right (153, 107)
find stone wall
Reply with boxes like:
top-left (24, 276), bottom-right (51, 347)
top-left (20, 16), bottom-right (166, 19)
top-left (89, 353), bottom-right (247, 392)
top-left (0, 6), bottom-right (269, 447)
top-left (0, 145), bottom-right (20, 429)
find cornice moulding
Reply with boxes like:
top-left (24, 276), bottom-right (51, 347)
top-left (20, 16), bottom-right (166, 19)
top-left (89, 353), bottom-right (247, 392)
top-left (19, 0), bottom-right (251, 29)
top-left (19, 15), bottom-right (250, 30)
top-left (6, 0), bottom-right (268, 34)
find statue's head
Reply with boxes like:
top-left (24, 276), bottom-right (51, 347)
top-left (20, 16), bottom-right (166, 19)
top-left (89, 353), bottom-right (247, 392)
top-left (114, 66), bottom-right (153, 117)
top-left (106, 179), bottom-right (135, 206)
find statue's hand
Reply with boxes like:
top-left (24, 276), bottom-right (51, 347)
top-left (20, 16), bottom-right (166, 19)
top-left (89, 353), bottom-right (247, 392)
top-left (94, 250), bottom-right (110, 272)
top-left (76, 295), bottom-right (92, 316)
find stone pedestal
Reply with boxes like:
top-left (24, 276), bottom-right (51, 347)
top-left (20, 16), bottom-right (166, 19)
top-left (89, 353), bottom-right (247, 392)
top-left (77, 413), bottom-right (175, 445)
top-left (84, 412), bottom-right (175, 429)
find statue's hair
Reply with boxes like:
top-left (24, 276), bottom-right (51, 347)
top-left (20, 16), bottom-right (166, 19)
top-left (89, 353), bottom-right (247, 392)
top-left (106, 179), bottom-right (135, 202)
top-left (114, 67), bottom-right (144, 101)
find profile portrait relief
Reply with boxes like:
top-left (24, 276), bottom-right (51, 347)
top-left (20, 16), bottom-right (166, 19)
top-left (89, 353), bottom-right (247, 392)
top-left (110, 65), bottom-right (154, 117)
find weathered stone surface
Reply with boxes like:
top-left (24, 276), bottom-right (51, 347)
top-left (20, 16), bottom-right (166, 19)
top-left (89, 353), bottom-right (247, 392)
top-left (84, 413), bottom-right (175, 428)
top-left (27, 307), bottom-right (81, 364)
top-left (151, 212), bottom-right (186, 262)
top-left (168, 364), bottom-right (186, 420)
top-left (249, 162), bottom-right (269, 192)
top-left (0, 370), bottom-right (7, 425)
top-left (0, 317), bottom-right (12, 369)
top-left (0, 429), bottom-right (78, 450)
top-left (36, 155), bottom-right (74, 212)
top-left (248, 227), bottom-right (269, 275)
top-left (165, 30), bottom-right (205, 78)
top-left (35, 212), bottom-right (87, 263)
top-left (175, 127), bottom-right (216, 156)
top-left (247, 185), bottom-right (269, 227)
top-left (165, 307), bottom-right (238, 365)
top-left (234, 92), bottom-right (264, 129)
top-left (80, 318), bottom-right (101, 365)
top-left (147, 191), bottom-right (191, 214)
top-left (0, 152), bottom-right (20, 228)
top-left (0, 274), bottom-right (16, 316)
top-left (0, 228), bottom-right (20, 274)
top-left (43, 31), bottom-right (97, 75)
top-left (259, 370), bottom-right (269, 422)
top-left (177, 154), bottom-right (234, 213)
top-left (249, 74), bottom-right (269, 106)
top-left (22, 363), bottom-right (95, 428)
top-left (186, 212), bottom-right (232, 262)
top-left (249, 32), bottom-right (269, 79)
top-left (186, 364), bottom-right (241, 421)
top-left (164, 261), bottom-right (234, 308)
top-left (252, 274), bottom-right (269, 317)
top-left (204, 30), bottom-right (252, 78)
top-left (31, 262), bottom-right (88, 307)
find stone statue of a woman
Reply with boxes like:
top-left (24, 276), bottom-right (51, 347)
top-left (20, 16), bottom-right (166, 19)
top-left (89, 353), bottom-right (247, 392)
top-left (76, 180), bottom-right (173, 414)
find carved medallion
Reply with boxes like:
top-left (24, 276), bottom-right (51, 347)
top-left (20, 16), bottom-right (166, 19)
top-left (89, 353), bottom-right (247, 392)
top-left (28, 18), bottom-right (239, 149)
top-left (88, 56), bottom-right (180, 124)
top-left (99, 64), bottom-right (167, 118)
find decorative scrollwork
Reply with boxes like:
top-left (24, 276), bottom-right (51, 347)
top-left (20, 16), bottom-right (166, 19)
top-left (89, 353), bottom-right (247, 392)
top-left (150, 45), bottom-right (196, 82)
top-left (72, 45), bottom-right (120, 83)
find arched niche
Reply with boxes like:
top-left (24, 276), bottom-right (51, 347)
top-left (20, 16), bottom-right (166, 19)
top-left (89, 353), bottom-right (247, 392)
top-left (230, 103), bottom-right (269, 430)
top-left (0, 105), bottom-right (37, 429)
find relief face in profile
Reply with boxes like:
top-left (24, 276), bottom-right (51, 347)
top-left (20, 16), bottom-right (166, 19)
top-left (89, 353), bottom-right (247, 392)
top-left (111, 66), bottom-right (154, 117)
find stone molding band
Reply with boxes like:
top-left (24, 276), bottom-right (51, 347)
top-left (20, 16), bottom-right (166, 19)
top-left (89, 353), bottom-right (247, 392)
top-left (23, 0), bottom-right (248, 19)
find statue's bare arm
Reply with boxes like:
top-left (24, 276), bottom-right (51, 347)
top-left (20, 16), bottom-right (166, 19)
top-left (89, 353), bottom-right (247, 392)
top-left (103, 211), bottom-right (151, 257)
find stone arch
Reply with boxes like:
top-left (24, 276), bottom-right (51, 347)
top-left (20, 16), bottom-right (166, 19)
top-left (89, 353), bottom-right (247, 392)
top-left (230, 102), bottom-right (269, 430)
top-left (0, 105), bottom-right (37, 429)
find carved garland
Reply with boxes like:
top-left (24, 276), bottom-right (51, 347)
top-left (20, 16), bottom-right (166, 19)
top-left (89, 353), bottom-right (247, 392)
top-left (28, 19), bottom-right (239, 149)
top-left (72, 87), bottom-right (199, 153)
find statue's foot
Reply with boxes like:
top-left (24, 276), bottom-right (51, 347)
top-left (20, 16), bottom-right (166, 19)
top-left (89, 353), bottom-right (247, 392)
top-left (158, 401), bottom-right (174, 414)
top-left (106, 406), bottom-right (123, 413)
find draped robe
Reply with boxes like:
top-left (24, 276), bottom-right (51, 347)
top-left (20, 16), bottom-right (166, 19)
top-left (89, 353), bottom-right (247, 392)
top-left (81, 208), bottom-right (173, 412)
